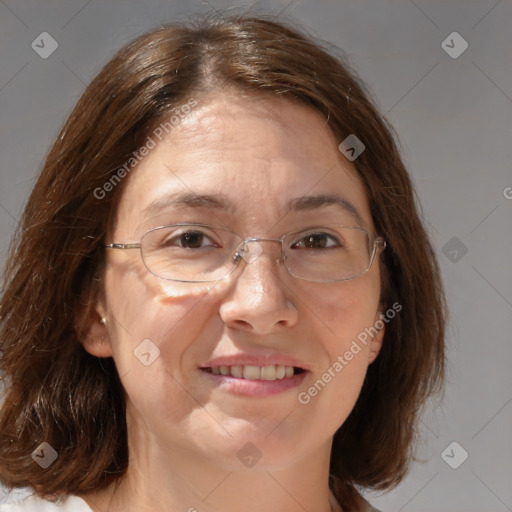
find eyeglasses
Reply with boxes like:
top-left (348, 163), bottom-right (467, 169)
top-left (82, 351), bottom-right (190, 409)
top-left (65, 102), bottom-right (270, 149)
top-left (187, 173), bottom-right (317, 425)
top-left (104, 223), bottom-right (386, 283)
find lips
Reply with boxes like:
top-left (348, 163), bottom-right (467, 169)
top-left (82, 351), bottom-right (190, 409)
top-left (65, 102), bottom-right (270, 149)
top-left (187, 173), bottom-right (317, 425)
top-left (199, 354), bottom-right (309, 395)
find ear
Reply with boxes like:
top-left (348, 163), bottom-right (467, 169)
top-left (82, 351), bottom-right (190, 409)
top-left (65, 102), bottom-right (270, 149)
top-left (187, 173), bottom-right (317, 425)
top-left (76, 300), bottom-right (113, 358)
top-left (368, 309), bottom-right (386, 364)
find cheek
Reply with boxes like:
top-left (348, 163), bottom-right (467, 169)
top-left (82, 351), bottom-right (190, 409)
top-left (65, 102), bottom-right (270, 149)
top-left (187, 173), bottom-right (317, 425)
top-left (307, 275), bottom-right (381, 350)
top-left (104, 262), bottom-right (212, 343)
top-left (102, 264), bottom-right (216, 397)
top-left (297, 277), bottom-right (380, 421)
top-left (102, 273), bottom-right (226, 437)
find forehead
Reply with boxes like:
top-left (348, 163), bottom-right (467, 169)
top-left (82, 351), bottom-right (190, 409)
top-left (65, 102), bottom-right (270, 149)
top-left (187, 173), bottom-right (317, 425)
top-left (113, 91), bottom-right (374, 238)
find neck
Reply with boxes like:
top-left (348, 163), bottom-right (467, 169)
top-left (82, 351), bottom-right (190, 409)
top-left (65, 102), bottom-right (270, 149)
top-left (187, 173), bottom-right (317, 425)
top-left (84, 470), bottom-right (338, 512)
top-left (81, 407), bottom-right (341, 512)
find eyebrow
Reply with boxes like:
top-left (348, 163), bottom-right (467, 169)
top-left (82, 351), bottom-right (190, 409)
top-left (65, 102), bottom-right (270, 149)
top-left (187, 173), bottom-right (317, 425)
top-left (141, 192), bottom-right (364, 227)
top-left (286, 193), bottom-right (364, 227)
top-left (141, 192), bottom-right (234, 218)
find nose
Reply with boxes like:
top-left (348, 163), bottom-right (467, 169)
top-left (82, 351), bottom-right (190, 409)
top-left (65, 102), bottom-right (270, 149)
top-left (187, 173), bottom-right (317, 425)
top-left (218, 239), bottom-right (299, 334)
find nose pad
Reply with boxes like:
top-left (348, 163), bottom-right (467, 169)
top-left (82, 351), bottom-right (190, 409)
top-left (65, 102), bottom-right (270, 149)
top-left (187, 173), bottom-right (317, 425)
top-left (239, 240), bottom-right (264, 264)
top-left (234, 239), bottom-right (282, 266)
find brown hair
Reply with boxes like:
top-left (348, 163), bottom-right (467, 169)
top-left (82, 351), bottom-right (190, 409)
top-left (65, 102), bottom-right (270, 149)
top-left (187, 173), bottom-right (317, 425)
top-left (0, 13), bottom-right (446, 508)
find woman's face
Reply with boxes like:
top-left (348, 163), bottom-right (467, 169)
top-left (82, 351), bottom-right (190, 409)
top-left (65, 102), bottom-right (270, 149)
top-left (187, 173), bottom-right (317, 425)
top-left (86, 90), bottom-right (384, 471)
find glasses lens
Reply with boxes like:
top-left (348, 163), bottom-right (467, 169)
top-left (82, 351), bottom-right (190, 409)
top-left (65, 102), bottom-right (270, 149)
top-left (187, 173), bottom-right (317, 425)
top-left (283, 226), bottom-right (374, 282)
top-left (141, 224), bottom-right (241, 282)
top-left (139, 224), bottom-right (380, 283)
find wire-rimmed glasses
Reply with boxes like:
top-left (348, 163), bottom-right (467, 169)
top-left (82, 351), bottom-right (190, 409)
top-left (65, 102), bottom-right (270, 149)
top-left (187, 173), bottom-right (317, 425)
top-left (104, 223), bottom-right (386, 283)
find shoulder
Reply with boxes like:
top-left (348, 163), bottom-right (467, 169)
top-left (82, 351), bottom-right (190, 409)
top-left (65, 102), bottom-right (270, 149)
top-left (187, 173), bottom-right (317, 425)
top-left (354, 493), bottom-right (383, 512)
top-left (360, 496), bottom-right (383, 512)
top-left (0, 495), bottom-right (92, 512)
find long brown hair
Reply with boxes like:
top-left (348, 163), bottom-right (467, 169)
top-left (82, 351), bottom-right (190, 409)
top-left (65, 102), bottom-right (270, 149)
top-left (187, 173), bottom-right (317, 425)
top-left (0, 13), bottom-right (446, 509)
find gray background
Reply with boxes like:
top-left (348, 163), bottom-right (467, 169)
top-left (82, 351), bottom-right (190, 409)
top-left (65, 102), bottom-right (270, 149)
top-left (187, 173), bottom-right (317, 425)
top-left (1, 1), bottom-right (511, 510)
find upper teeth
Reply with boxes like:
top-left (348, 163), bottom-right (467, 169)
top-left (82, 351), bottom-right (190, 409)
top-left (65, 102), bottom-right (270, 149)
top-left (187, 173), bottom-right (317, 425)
top-left (209, 365), bottom-right (295, 380)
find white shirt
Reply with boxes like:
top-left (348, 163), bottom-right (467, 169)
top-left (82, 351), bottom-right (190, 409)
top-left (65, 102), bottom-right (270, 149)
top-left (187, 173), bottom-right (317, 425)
top-left (0, 495), bottom-right (92, 512)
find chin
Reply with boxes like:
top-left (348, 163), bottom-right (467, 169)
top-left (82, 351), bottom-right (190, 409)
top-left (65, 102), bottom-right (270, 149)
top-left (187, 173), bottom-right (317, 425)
top-left (192, 424), bottom-right (315, 472)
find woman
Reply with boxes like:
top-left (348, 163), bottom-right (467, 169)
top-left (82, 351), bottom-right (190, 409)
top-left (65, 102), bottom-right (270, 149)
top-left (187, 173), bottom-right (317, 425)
top-left (0, 14), bottom-right (446, 512)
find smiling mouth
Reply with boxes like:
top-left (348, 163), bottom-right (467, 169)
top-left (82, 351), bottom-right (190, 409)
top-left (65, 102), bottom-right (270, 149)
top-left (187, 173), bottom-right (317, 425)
top-left (201, 365), bottom-right (305, 381)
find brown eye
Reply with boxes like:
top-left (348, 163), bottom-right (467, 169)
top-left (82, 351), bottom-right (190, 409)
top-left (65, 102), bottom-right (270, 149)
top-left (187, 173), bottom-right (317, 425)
top-left (178, 231), bottom-right (206, 249)
top-left (292, 232), bottom-right (341, 249)
top-left (160, 230), bottom-right (220, 250)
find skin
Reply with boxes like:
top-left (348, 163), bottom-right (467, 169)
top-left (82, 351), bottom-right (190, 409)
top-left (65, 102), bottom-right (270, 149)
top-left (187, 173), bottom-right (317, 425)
top-left (79, 89), bottom-right (385, 512)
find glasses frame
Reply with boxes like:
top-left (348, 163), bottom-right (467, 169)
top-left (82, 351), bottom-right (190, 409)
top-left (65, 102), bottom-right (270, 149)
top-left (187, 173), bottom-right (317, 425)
top-left (104, 223), bottom-right (386, 283)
